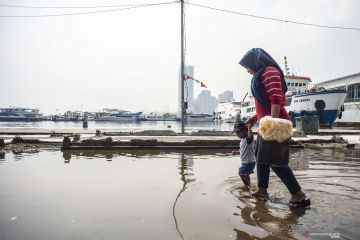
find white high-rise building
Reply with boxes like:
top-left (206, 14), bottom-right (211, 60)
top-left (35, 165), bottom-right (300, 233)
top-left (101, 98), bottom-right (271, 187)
top-left (178, 65), bottom-right (194, 116)
top-left (218, 91), bottom-right (234, 103)
top-left (194, 90), bottom-right (218, 115)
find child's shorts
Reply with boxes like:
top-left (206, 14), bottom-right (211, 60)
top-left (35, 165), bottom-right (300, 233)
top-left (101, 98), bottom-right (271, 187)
top-left (239, 162), bottom-right (256, 175)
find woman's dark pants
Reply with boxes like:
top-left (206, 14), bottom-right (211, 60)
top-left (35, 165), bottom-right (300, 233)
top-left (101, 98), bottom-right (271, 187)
top-left (257, 163), bottom-right (301, 194)
top-left (255, 136), bottom-right (301, 194)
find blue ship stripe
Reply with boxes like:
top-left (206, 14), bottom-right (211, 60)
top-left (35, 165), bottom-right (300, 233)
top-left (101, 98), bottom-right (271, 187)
top-left (289, 109), bottom-right (339, 127)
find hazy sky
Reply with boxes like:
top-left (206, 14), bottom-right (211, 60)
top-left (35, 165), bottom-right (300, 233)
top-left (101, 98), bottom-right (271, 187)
top-left (1, 0), bottom-right (360, 114)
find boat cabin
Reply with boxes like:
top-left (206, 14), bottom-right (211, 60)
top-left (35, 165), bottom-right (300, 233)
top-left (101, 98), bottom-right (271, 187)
top-left (285, 76), bottom-right (312, 94)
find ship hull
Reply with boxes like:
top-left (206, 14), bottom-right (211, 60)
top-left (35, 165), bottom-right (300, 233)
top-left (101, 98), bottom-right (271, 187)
top-left (0, 117), bottom-right (30, 122)
top-left (286, 90), bottom-right (348, 127)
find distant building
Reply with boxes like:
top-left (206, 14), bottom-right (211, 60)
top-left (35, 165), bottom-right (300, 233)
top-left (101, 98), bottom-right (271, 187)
top-left (194, 90), bottom-right (218, 114)
top-left (218, 91), bottom-right (233, 103)
top-left (315, 72), bottom-right (360, 126)
top-left (178, 65), bottom-right (194, 117)
top-left (315, 72), bottom-right (360, 101)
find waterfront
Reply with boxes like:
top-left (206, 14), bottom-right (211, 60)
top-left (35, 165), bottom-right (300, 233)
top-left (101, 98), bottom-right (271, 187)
top-left (0, 148), bottom-right (359, 240)
top-left (0, 121), bottom-right (235, 132)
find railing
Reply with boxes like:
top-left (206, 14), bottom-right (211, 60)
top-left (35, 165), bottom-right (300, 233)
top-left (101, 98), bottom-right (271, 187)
top-left (344, 98), bottom-right (360, 103)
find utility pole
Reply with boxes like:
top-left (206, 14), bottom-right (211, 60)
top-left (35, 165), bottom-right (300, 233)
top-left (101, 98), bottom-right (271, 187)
top-left (180, 0), bottom-right (185, 134)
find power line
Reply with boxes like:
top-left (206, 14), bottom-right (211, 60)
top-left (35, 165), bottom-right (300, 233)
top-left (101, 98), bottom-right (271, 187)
top-left (185, 1), bottom-right (360, 31)
top-left (0, 1), bottom-right (179, 18)
top-left (0, 2), bottom-right (168, 9)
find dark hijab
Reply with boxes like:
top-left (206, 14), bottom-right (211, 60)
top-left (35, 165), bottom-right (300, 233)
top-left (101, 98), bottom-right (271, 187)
top-left (239, 48), bottom-right (287, 107)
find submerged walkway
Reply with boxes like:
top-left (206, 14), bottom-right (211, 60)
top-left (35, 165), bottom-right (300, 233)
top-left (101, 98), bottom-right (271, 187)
top-left (1, 129), bottom-right (359, 150)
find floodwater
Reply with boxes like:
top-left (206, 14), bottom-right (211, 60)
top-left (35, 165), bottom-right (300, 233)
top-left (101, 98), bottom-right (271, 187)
top-left (0, 121), bottom-right (234, 132)
top-left (0, 148), bottom-right (359, 240)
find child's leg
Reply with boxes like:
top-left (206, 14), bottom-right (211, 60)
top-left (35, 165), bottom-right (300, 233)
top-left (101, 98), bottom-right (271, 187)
top-left (246, 174), bottom-right (251, 184)
top-left (240, 174), bottom-right (250, 186)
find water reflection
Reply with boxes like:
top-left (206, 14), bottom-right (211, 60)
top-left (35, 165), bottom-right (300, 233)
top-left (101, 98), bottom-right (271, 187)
top-left (233, 196), bottom-right (307, 240)
top-left (61, 149), bottom-right (232, 163)
top-left (289, 149), bottom-right (310, 171)
top-left (12, 150), bottom-right (23, 160)
top-left (173, 153), bottom-right (196, 240)
top-left (0, 151), bottom-right (5, 165)
top-left (230, 148), bottom-right (360, 239)
top-left (0, 120), bottom-right (235, 132)
top-left (0, 147), bottom-right (359, 239)
top-left (63, 151), bottom-right (71, 164)
top-left (344, 149), bottom-right (360, 161)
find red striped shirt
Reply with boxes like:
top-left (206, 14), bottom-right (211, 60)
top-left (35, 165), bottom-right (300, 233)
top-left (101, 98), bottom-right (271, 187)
top-left (255, 67), bottom-right (290, 121)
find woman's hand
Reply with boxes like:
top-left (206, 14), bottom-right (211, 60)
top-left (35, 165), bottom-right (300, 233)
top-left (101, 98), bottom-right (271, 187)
top-left (245, 115), bottom-right (257, 127)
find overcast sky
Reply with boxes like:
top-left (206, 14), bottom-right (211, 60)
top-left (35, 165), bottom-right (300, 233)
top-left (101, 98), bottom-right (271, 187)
top-left (1, 0), bottom-right (359, 114)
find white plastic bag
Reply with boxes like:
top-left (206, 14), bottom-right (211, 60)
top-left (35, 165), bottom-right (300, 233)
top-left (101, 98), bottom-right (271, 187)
top-left (258, 116), bottom-right (292, 142)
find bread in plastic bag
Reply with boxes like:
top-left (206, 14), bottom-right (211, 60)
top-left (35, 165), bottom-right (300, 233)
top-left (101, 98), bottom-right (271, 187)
top-left (258, 116), bottom-right (292, 142)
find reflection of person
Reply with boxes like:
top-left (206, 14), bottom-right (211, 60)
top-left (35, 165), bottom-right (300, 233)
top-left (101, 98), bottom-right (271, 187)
top-left (239, 48), bottom-right (310, 208)
top-left (232, 121), bottom-right (256, 188)
top-left (62, 151), bottom-right (71, 164)
top-left (234, 196), bottom-right (307, 239)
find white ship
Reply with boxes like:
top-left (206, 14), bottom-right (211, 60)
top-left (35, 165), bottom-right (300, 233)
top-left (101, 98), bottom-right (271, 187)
top-left (286, 89), bottom-right (347, 127)
top-left (95, 110), bottom-right (142, 122)
top-left (186, 113), bottom-right (214, 122)
top-left (239, 95), bottom-right (256, 122)
top-left (214, 101), bottom-right (241, 123)
top-left (0, 107), bottom-right (43, 121)
top-left (238, 75), bottom-right (348, 127)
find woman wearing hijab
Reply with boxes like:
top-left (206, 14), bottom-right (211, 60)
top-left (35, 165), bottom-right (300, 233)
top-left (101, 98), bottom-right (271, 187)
top-left (239, 48), bottom-right (310, 208)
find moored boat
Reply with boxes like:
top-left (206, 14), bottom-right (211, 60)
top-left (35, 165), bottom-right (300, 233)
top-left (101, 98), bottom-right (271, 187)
top-left (214, 102), bottom-right (241, 123)
top-left (95, 111), bottom-right (142, 121)
top-left (285, 89), bottom-right (348, 127)
top-left (238, 75), bottom-right (348, 127)
top-left (186, 113), bottom-right (214, 122)
top-left (0, 107), bottom-right (43, 121)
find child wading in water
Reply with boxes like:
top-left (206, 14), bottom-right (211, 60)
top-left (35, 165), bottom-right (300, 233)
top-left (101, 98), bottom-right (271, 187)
top-left (232, 120), bottom-right (256, 188)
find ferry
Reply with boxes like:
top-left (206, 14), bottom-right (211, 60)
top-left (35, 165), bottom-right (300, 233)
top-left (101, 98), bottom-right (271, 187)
top-left (140, 112), bottom-right (178, 121)
top-left (238, 75), bottom-right (348, 128)
top-left (95, 110), bottom-right (142, 122)
top-left (185, 113), bottom-right (214, 122)
top-left (214, 101), bottom-right (241, 123)
top-left (0, 107), bottom-right (43, 121)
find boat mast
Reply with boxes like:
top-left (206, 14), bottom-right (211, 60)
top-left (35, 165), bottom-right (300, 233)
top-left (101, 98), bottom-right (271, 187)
top-left (284, 56), bottom-right (290, 76)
